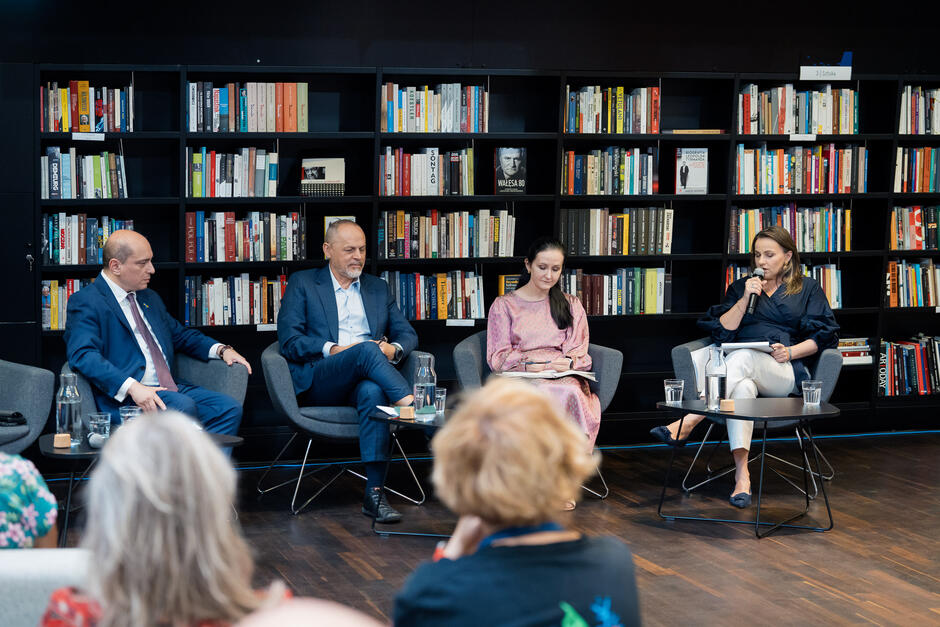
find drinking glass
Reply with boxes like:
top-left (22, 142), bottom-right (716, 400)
top-left (89, 413), bottom-right (111, 439)
top-left (119, 406), bottom-right (142, 424)
top-left (434, 388), bottom-right (447, 415)
top-left (802, 380), bottom-right (823, 406)
top-left (664, 379), bottom-right (684, 405)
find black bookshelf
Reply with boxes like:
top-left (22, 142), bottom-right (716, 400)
top-left (24, 64), bottom-right (940, 460)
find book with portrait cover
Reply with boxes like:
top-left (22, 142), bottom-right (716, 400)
top-left (494, 147), bottom-right (527, 194)
top-left (675, 147), bottom-right (708, 194)
top-left (301, 157), bottom-right (345, 197)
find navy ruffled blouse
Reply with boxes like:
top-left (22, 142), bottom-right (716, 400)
top-left (697, 276), bottom-right (840, 388)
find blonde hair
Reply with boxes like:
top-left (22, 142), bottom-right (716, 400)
top-left (82, 411), bottom-right (279, 627)
top-left (751, 225), bottom-right (803, 295)
top-left (431, 378), bottom-right (598, 527)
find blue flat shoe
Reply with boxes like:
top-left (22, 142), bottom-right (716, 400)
top-left (650, 425), bottom-right (686, 448)
top-left (729, 491), bottom-right (752, 508)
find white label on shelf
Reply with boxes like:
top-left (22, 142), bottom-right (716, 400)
top-left (799, 66), bottom-right (852, 81)
top-left (71, 132), bottom-right (105, 141)
top-left (936, 306), bottom-right (940, 314)
top-left (445, 319), bottom-right (476, 327)
top-left (256, 323), bottom-right (277, 332)
top-left (790, 134), bottom-right (816, 141)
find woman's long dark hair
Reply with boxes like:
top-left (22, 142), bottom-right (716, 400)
top-left (518, 237), bottom-right (572, 329)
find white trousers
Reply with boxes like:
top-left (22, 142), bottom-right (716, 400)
top-left (691, 346), bottom-right (795, 451)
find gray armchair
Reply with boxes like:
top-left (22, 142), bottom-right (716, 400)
top-left (257, 341), bottom-right (430, 515)
top-left (63, 354), bottom-right (249, 420)
top-left (0, 360), bottom-right (55, 454)
top-left (453, 330), bottom-right (623, 498)
top-left (670, 337), bottom-right (842, 495)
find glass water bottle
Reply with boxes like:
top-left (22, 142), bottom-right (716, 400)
top-left (56, 373), bottom-right (83, 446)
top-left (413, 354), bottom-right (437, 419)
top-left (704, 346), bottom-right (727, 411)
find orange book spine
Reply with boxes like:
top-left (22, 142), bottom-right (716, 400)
top-left (275, 82), bottom-right (284, 132)
top-left (285, 83), bottom-right (297, 132)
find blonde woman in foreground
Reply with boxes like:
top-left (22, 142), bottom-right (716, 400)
top-left (41, 412), bottom-right (287, 627)
top-left (393, 378), bottom-right (640, 627)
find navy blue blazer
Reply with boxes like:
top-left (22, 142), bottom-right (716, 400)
top-left (65, 275), bottom-right (218, 415)
top-left (277, 266), bottom-right (418, 394)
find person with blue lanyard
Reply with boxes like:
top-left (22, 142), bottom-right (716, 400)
top-left (393, 378), bottom-right (640, 627)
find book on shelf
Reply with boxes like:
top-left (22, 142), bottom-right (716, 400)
top-left (184, 211), bottom-right (305, 263)
top-left (898, 86), bottom-right (940, 135)
top-left (499, 369), bottom-right (597, 382)
top-left (838, 337), bottom-right (873, 365)
top-left (301, 158), bottom-right (345, 197)
top-left (377, 209), bottom-right (515, 260)
top-left (893, 147), bottom-right (940, 193)
top-left (675, 147), bottom-right (708, 194)
top-left (561, 266), bottom-right (671, 315)
top-left (494, 147), bottom-right (526, 194)
top-left (737, 83), bottom-right (857, 135)
top-left (885, 259), bottom-right (939, 308)
top-left (184, 274), bottom-right (288, 327)
top-left (40, 147), bottom-right (128, 199)
top-left (380, 146), bottom-right (474, 196)
top-left (380, 270), bottom-right (484, 321)
top-left (878, 336), bottom-right (939, 396)
top-left (41, 278), bottom-right (95, 330)
top-left (561, 147), bottom-right (658, 195)
top-left (187, 81), bottom-right (308, 133)
top-left (40, 80), bottom-right (134, 133)
top-left (498, 274), bottom-right (520, 295)
top-left (559, 207), bottom-right (674, 256)
top-left (42, 214), bottom-right (133, 265)
top-left (564, 84), bottom-right (660, 134)
top-left (729, 204), bottom-right (851, 254)
top-left (735, 143), bottom-right (867, 195)
top-left (381, 82), bottom-right (488, 133)
top-left (186, 148), bottom-right (277, 198)
top-left (890, 206), bottom-right (937, 250)
top-left (725, 262), bottom-right (842, 308)
top-left (661, 129), bottom-right (725, 134)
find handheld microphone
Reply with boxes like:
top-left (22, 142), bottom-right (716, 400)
top-left (746, 268), bottom-right (765, 315)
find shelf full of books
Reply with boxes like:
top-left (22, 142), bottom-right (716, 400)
top-left (42, 214), bottom-right (134, 266)
top-left (381, 270), bottom-right (484, 321)
top-left (379, 147), bottom-right (474, 196)
top-left (839, 337), bottom-right (873, 365)
top-left (725, 262), bottom-right (843, 308)
top-left (890, 206), bottom-right (937, 250)
top-left (898, 86), bottom-right (940, 135)
top-left (564, 84), bottom-right (660, 134)
top-left (381, 82), bottom-right (489, 133)
top-left (41, 147), bottom-right (129, 199)
top-left (879, 336), bottom-right (940, 396)
top-left (186, 147), bottom-right (278, 198)
top-left (41, 278), bottom-right (93, 330)
top-left (729, 204), bottom-right (851, 253)
top-left (737, 83), bottom-right (858, 135)
top-left (562, 266), bottom-right (671, 315)
top-left (184, 211), bottom-right (306, 263)
top-left (40, 79), bottom-right (135, 133)
top-left (377, 209), bottom-right (515, 260)
top-left (183, 274), bottom-right (287, 327)
top-left (893, 147), bottom-right (940, 193)
top-left (734, 144), bottom-right (868, 195)
top-left (885, 259), bottom-right (938, 307)
top-left (561, 147), bottom-right (659, 195)
top-left (186, 81), bottom-right (309, 133)
top-left (559, 207), bottom-right (674, 256)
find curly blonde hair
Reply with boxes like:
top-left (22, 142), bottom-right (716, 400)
top-left (431, 378), bottom-right (598, 527)
top-left (82, 411), bottom-right (281, 627)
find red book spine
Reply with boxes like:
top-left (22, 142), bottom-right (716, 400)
top-left (651, 86), bottom-right (660, 134)
top-left (209, 151), bottom-right (216, 198)
top-left (224, 212), bottom-right (236, 262)
top-left (403, 153), bottom-right (411, 197)
top-left (69, 81), bottom-right (79, 132)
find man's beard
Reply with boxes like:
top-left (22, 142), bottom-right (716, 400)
top-left (342, 266), bottom-right (363, 280)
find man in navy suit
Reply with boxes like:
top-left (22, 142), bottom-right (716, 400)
top-left (65, 230), bottom-right (251, 438)
top-left (278, 220), bottom-right (417, 523)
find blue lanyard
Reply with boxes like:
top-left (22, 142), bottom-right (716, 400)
top-left (477, 522), bottom-right (564, 549)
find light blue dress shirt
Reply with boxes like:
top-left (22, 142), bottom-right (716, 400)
top-left (321, 270), bottom-right (373, 358)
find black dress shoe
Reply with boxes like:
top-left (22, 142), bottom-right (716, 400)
top-left (729, 491), bottom-right (752, 508)
top-left (362, 488), bottom-right (403, 523)
top-left (650, 425), bottom-right (686, 447)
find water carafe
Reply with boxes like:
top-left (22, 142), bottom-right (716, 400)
top-left (704, 346), bottom-right (727, 411)
top-left (413, 354), bottom-right (437, 419)
top-left (56, 373), bottom-right (83, 445)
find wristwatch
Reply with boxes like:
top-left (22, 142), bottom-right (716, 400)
top-left (217, 344), bottom-right (233, 358)
top-left (393, 344), bottom-right (403, 362)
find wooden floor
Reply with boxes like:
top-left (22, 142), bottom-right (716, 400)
top-left (60, 433), bottom-right (940, 625)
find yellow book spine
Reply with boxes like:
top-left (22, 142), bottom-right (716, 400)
top-left (616, 86), bottom-right (624, 134)
top-left (645, 267), bottom-right (657, 314)
top-left (436, 274), bottom-right (447, 319)
top-left (845, 208), bottom-right (851, 251)
top-left (77, 80), bottom-right (91, 132)
top-left (51, 280), bottom-right (59, 330)
top-left (59, 88), bottom-right (69, 131)
top-left (623, 213), bottom-right (629, 255)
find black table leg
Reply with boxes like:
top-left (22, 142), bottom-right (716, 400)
top-left (58, 465), bottom-right (76, 547)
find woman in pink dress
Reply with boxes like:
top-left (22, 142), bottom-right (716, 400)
top-left (487, 237), bottom-right (601, 449)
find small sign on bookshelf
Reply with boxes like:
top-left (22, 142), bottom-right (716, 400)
top-left (675, 147), bottom-right (708, 194)
top-left (799, 66), bottom-right (852, 81)
top-left (301, 157), bottom-right (345, 197)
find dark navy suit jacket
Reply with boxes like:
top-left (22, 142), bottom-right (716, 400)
top-left (277, 266), bottom-right (418, 394)
top-left (64, 275), bottom-right (217, 415)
